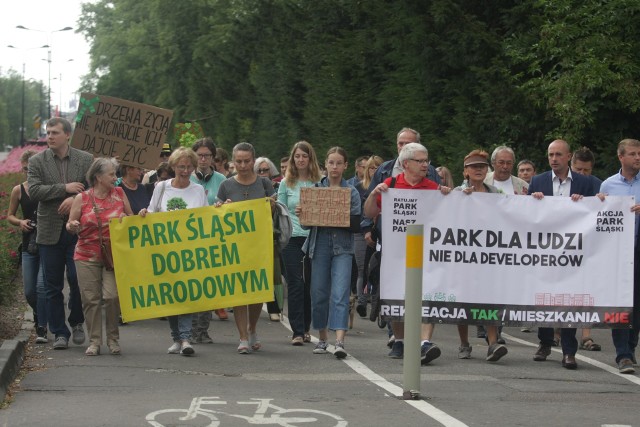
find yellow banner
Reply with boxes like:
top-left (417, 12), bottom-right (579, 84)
top-left (110, 198), bottom-right (274, 322)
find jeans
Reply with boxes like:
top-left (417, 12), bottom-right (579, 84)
top-left (22, 251), bottom-right (47, 327)
top-left (39, 228), bottom-right (84, 339)
top-left (283, 237), bottom-right (311, 337)
top-left (310, 230), bottom-right (352, 331)
top-left (169, 314), bottom-right (193, 341)
top-left (192, 311), bottom-right (211, 335)
top-left (612, 245), bottom-right (640, 363)
top-left (353, 232), bottom-right (367, 306)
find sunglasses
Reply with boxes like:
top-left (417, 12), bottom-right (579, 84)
top-left (257, 168), bottom-right (270, 174)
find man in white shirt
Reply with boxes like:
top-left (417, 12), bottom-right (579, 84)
top-left (484, 146), bottom-right (529, 195)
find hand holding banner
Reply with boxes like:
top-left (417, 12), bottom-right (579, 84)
top-left (110, 198), bottom-right (274, 322)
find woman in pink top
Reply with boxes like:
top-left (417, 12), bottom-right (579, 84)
top-left (67, 158), bottom-right (133, 356)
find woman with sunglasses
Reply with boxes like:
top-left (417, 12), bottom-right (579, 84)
top-left (189, 137), bottom-right (229, 333)
top-left (254, 156), bottom-right (285, 321)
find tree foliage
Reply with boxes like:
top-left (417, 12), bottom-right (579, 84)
top-left (68, 0), bottom-right (640, 180)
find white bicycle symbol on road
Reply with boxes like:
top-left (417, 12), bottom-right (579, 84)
top-left (146, 396), bottom-right (348, 426)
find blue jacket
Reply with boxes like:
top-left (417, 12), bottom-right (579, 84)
top-left (528, 170), bottom-right (596, 197)
top-left (302, 177), bottom-right (361, 258)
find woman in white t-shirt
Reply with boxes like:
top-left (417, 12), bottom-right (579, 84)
top-left (140, 148), bottom-right (207, 356)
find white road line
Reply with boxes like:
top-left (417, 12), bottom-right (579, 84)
top-left (276, 310), bottom-right (468, 427)
top-left (502, 333), bottom-right (640, 386)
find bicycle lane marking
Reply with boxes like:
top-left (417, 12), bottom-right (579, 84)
top-left (502, 333), bottom-right (640, 386)
top-left (278, 310), bottom-right (468, 427)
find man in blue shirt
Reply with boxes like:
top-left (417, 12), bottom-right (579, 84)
top-left (600, 138), bottom-right (640, 374)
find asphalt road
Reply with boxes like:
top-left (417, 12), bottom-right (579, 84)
top-left (0, 302), bottom-right (638, 427)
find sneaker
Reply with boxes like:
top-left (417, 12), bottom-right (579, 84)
top-left (168, 342), bottom-right (181, 354)
top-left (520, 327), bottom-right (532, 332)
top-left (180, 341), bottom-right (195, 356)
top-left (334, 341), bottom-right (347, 359)
top-left (486, 343), bottom-right (508, 362)
top-left (458, 345), bottom-right (472, 359)
top-left (71, 324), bottom-right (86, 345)
top-left (388, 340), bottom-right (404, 359)
top-left (291, 336), bottom-right (304, 346)
top-left (497, 334), bottom-right (506, 345)
top-left (313, 340), bottom-right (328, 354)
top-left (618, 358), bottom-right (635, 374)
top-left (53, 336), bottom-right (68, 350)
top-left (238, 340), bottom-right (250, 354)
top-left (215, 309), bottom-right (228, 320)
top-left (35, 326), bottom-right (48, 344)
top-left (249, 333), bottom-right (261, 351)
top-left (533, 344), bottom-right (551, 361)
top-left (421, 342), bottom-right (441, 365)
top-left (356, 305), bottom-right (367, 318)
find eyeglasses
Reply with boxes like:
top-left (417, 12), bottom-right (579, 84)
top-left (257, 168), bottom-right (270, 174)
top-left (175, 165), bottom-right (195, 172)
top-left (408, 158), bottom-right (430, 165)
top-left (160, 152), bottom-right (171, 158)
top-left (197, 153), bottom-right (213, 159)
top-left (214, 157), bottom-right (222, 162)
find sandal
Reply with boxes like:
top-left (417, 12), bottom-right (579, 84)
top-left (580, 337), bottom-right (601, 351)
top-left (108, 341), bottom-right (121, 355)
top-left (85, 344), bottom-right (100, 356)
top-left (303, 333), bottom-right (312, 343)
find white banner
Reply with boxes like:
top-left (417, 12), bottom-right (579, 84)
top-left (380, 189), bottom-right (634, 328)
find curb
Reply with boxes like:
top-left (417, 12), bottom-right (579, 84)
top-left (0, 311), bottom-right (32, 401)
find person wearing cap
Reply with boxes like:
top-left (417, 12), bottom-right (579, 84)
top-left (363, 142), bottom-right (451, 365)
top-left (454, 149), bottom-right (508, 362)
top-left (142, 143), bottom-right (173, 184)
top-left (484, 146), bottom-right (528, 195)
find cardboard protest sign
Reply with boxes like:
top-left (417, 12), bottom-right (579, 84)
top-left (299, 187), bottom-right (351, 227)
top-left (110, 198), bottom-right (274, 322)
top-left (71, 93), bottom-right (173, 168)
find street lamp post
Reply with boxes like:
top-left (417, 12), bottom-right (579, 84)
top-left (21, 64), bottom-right (25, 146)
top-left (16, 25), bottom-right (73, 119)
top-left (7, 44), bottom-right (48, 146)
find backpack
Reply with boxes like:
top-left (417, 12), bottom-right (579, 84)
top-left (260, 177), bottom-right (292, 251)
top-left (272, 201), bottom-right (292, 251)
top-left (370, 176), bottom-right (396, 244)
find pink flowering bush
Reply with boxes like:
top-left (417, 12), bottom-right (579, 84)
top-left (0, 145), bottom-right (47, 175)
top-left (0, 148), bottom-right (31, 304)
